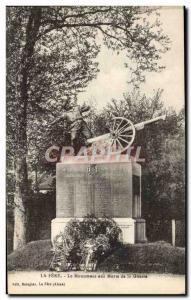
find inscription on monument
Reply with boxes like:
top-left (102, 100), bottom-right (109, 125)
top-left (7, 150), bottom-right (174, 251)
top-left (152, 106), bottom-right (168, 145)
top-left (56, 162), bottom-right (133, 218)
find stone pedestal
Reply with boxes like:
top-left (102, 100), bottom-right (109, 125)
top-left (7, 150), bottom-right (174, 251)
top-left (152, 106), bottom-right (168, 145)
top-left (51, 217), bottom-right (72, 242)
top-left (51, 156), bottom-right (147, 244)
top-left (110, 218), bottom-right (136, 243)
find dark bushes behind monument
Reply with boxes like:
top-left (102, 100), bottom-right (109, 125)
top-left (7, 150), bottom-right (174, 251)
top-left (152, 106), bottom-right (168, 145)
top-left (145, 219), bottom-right (185, 247)
top-left (7, 192), bottom-right (56, 254)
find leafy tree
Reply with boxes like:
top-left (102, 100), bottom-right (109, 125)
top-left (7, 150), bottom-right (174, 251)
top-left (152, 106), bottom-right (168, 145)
top-left (88, 90), bottom-right (185, 222)
top-left (142, 110), bottom-right (185, 221)
top-left (7, 6), bottom-right (170, 249)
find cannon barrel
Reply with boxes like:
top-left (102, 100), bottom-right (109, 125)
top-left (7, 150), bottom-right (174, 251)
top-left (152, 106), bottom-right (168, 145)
top-left (87, 133), bottom-right (110, 144)
top-left (87, 115), bottom-right (166, 144)
top-left (134, 114), bottom-right (166, 131)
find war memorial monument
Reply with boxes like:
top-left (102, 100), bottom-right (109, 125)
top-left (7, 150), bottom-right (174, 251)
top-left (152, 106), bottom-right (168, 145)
top-left (51, 114), bottom-right (166, 244)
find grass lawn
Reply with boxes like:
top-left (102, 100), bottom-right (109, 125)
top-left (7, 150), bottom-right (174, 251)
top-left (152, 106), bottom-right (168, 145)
top-left (7, 240), bottom-right (185, 274)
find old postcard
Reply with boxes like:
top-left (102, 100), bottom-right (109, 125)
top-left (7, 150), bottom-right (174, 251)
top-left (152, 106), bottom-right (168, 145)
top-left (6, 5), bottom-right (186, 295)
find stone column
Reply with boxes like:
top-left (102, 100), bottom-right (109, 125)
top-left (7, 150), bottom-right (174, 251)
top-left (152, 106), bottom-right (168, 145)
top-left (132, 165), bottom-right (147, 243)
top-left (135, 219), bottom-right (147, 243)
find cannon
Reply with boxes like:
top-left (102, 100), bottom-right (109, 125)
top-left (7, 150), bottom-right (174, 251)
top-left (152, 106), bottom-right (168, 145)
top-left (87, 115), bottom-right (166, 154)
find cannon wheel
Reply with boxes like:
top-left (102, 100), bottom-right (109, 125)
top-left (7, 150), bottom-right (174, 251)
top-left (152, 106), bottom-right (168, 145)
top-left (108, 117), bottom-right (136, 154)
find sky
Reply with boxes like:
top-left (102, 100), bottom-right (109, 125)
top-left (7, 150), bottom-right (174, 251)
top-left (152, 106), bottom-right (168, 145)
top-left (78, 7), bottom-right (184, 112)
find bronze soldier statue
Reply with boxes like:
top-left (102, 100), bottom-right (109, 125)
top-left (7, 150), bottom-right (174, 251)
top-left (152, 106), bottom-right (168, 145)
top-left (49, 104), bottom-right (91, 152)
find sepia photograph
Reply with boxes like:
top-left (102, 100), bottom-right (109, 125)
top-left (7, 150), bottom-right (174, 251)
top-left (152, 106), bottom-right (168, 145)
top-left (6, 4), bottom-right (186, 295)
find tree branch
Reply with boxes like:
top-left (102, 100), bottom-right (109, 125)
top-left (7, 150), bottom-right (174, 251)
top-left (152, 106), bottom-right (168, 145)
top-left (60, 7), bottom-right (112, 21)
top-left (96, 25), bottom-right (128, 48)
top-left (38, 22), bottom-right (122, 38)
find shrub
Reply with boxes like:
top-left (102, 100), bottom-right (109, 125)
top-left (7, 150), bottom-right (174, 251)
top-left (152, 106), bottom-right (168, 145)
top-left (97, 241), bottom-right (185, 274)
top-left (50, 215), bottom-right (121, 271)
top-left (7, 239), bottom-right (185, 274)
top-left (7, 240), bottom-right (52, 271)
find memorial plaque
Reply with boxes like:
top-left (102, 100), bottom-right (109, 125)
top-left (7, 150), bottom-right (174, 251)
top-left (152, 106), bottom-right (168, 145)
top-left (56, 161), bottom-right (133, 218)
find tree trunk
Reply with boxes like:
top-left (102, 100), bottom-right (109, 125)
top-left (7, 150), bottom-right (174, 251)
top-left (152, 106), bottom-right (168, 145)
top-left (13, 7), bottom-right (42, 250)
top-left (13, 187), bottom-right (27, 248)
top-left (13, 60), bottom-right (30, 250)
top-left (13, 150), bottom-right (29, 250)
